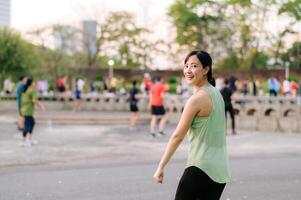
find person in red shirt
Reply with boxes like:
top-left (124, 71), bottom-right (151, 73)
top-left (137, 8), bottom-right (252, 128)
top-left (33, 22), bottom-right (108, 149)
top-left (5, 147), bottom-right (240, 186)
top-left (149, 76), bottom-right (166, 137)
top-left (291, 81), bottom-right (298, 97)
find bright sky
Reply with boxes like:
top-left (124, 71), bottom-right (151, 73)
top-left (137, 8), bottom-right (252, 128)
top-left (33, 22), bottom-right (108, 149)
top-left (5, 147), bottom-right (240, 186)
top-left (11, 0), bottom-right (174, 31)
top-left (10, 0), bottom-right (300, 69)
top-left (11, 0), bottom-right (175, 68)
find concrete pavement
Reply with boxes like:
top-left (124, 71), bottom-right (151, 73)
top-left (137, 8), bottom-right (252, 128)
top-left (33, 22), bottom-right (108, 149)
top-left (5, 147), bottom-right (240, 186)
top-left (1, 121), bottom-right (301, 168)
top-left (1, 115), bottom-right (301, 199)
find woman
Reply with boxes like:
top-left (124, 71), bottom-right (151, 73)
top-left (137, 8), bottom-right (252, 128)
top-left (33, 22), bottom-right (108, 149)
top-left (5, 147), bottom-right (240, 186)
top-left (153, 50), bottom-right (230, 200)
top-left (20, 78), bottom-right (45, 147)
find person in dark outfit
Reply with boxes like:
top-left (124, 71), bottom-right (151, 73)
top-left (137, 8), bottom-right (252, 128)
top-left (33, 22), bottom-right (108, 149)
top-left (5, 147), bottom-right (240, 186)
top-left (16, 75), bottom-right (27, 130)
top-left (129, 80), bottom-right (140, 128)
top-left (220, 79), bottom-right (236, 135)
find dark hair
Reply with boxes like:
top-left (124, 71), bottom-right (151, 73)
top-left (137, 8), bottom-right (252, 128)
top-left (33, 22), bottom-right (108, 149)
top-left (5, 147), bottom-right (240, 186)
top-left (19, 75), bottom-right (26, 81)
top-left (23, 78), bottom-right (33, 93)
top-left (184, 50), bottom-right (215, 86)
top-left (224, 79), bottom-right (229, 85)
top-left (132, 80), bottom-right (137, 86)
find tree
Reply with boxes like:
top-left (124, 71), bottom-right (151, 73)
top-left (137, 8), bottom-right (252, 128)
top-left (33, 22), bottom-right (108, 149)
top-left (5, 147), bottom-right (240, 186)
top-left (281, 41), bottom-right (301, 69)
top-left (26, 25), bottom-right (77, 81)
top-left (168, 0), bottom-right (225, 50)
top-left (100, 11), bottom-right (161, 69)
top-left (0, 28), bottom-right (40, 84)
top-left (167, 0), bottom-right (300, 70)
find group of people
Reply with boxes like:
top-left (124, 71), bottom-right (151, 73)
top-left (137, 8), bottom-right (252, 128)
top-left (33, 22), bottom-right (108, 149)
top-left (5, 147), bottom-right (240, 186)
top-left (153, 50), bottom-right (230, 200)
top-left (125, 50), bottom-right (234, 199)
top-left (128, 75), bottom-right (237, 137)
top-left (12, 50), bottom-right (231, 199)
top-left (126, 51), bottom-right (232, 199)
top-left (128, 77), bottom-right (167, 138)
top-left (268, 76), bottom-right (300, 97)
top-left (17, 76), bottom-right (45, 147)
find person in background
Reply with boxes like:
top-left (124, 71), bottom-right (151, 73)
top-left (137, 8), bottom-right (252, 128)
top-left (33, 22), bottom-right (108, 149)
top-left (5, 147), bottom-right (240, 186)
top-left (20, 78), bottom-right (45, 147)
top-left (290, 80), bottom-right (298, 97)
top-left (16, 76), bottom-right (27, 131)
top-left (251, 77), bottom-right (257, 96)
top-left (128, 80), bottom-right (140, 129)
top-left (143, 73), bottom-right (152, 94)
top-left (4, 78), bottom-right (14, 94)
top-left (297, 80), bottom-right (301, 107)
top-left (57, 76), bottom-right (67, 97)
top-left (268, 76), bottom-right (279, 96)
top-left (75, 77), bottom-right (85, 111)
top-left (220, 79), bottom-right (236, 135)
top-left (149, 76), bottom-right (166, 137)
top-left (241, 81), bottom-right (248, 96)
top-left (228, 76), bottom-right (237, 93)
top-left (110, 77), bottom-right (118, 93)
top-left (283, 79), bottom-right (291, 96)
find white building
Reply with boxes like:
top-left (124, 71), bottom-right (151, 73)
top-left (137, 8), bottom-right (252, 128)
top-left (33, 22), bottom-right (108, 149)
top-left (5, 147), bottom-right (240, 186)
top-left (0, 0), bottom-right (10, 27)
top-left (82, 20), bottom-right (97, 56)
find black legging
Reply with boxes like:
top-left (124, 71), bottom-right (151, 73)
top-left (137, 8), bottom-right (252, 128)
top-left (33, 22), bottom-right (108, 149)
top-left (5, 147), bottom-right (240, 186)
top-left (175, 166), bottom-right (226, 200)
top-left (23, 116), bottom-right (35, 137)
top-left (225, 105), bottom-right (235, 132)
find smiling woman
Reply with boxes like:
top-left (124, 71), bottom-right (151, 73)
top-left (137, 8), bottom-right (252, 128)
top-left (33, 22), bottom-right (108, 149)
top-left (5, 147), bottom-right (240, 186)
top-left (153, 50), bottom-right (230, 200)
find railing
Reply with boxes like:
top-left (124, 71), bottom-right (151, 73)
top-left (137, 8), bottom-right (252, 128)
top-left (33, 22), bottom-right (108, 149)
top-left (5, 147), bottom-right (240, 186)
top-left (1, 94), bottom-right (300, 133)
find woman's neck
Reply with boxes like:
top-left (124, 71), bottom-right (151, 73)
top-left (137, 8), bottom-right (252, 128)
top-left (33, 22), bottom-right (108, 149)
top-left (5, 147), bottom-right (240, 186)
top-left (193, 79), bottom-right (209, 94)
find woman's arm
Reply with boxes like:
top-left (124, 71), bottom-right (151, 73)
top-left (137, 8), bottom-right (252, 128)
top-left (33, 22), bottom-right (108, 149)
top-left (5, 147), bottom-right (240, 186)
top-left (33, 99), bottom-right (45, 111)
top-left (153, 94), bottom-right (202, 183)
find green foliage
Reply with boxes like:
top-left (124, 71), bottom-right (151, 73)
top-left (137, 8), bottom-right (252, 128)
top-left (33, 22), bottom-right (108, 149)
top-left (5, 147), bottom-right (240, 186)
top-left (101, 11), bottom-right (159, 69)
top-left (0, 28), bottom-right (40, 83)
top-left (168, 0), bottom-right (300, 70)
top-left (95, 75), bottom-right (103, 81)
top-left (169, 83), bottom-right (178, 94)
top-left (279, 0), bottom-right (301, 20)
top-left (289, 74), bottom-right (299, 82)
top-left (216, 55), bottom-right (240, 70)
top-left (168, 76), bottom-right (179, 84)
top-left (130, 75), bottom-right (143, 84)
top-left (281, 42), bottom-right (301, 69)
top-left (168, 0), bottom-right (223, 49)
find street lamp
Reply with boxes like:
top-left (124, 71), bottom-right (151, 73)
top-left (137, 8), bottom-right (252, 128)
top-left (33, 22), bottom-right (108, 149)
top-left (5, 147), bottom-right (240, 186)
top-left (108, 59), bottom-right (115, 81)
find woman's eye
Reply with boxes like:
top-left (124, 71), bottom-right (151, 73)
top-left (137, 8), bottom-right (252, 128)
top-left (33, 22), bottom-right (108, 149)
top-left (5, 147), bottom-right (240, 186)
top-left (193, 65), bottom-right (197, 68)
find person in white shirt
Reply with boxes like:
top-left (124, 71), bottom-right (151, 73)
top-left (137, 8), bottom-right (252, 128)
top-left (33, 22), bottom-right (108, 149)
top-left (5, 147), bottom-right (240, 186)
top-left (75, 78), bottom-right (85, 111)
top-left (283, 79), bottom-right (291, 96)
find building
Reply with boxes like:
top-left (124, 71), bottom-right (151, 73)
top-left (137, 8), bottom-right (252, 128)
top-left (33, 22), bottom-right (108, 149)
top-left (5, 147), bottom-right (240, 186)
top-left (82, 20), bottom-right (97, 56)
top-left (0, 0), bottom-right (10, 27)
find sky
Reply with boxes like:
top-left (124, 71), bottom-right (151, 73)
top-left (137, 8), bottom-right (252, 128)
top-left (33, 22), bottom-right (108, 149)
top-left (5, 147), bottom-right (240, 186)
top-left (11, 0), bottom-right (175, 68)
top-left (11, 0), bottom-right (173, 32)
top-left (10, 0), bottom-right (300, 69)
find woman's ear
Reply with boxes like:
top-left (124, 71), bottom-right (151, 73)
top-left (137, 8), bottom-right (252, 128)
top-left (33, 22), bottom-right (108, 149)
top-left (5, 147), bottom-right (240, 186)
top-left (204, 66), bottom-right (210, 75)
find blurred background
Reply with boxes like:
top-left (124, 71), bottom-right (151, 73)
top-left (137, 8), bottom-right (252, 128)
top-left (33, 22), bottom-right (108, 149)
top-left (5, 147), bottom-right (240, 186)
top-left (0, 1), bottom-right (301, 200)
top-left (0, 0), bottom-right (300, 91)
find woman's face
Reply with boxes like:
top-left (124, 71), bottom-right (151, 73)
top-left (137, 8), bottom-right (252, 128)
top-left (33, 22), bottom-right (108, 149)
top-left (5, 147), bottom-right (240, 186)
top-left (30, 81), bottom-right (35, 88)
top-left (183, 55), bottom-right (208, 86)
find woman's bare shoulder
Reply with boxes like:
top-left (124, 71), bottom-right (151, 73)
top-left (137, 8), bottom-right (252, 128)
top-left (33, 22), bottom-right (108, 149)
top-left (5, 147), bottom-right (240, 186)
top-left (192, 89), bottom-right (211, 103)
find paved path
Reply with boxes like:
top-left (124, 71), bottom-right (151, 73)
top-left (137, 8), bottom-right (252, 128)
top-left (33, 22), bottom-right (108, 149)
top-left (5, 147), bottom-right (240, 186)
top-left (1, 121), bottom-right (301, 199)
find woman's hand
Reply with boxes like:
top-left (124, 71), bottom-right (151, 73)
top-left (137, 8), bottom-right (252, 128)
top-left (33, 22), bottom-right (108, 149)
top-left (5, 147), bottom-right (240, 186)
top-left (153, 166), bottom-right (164, 184)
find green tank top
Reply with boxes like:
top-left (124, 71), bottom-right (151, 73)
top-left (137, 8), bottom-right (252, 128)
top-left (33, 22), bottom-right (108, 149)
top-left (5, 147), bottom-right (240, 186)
top-left (186, 84), bottom-right (231, 183)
